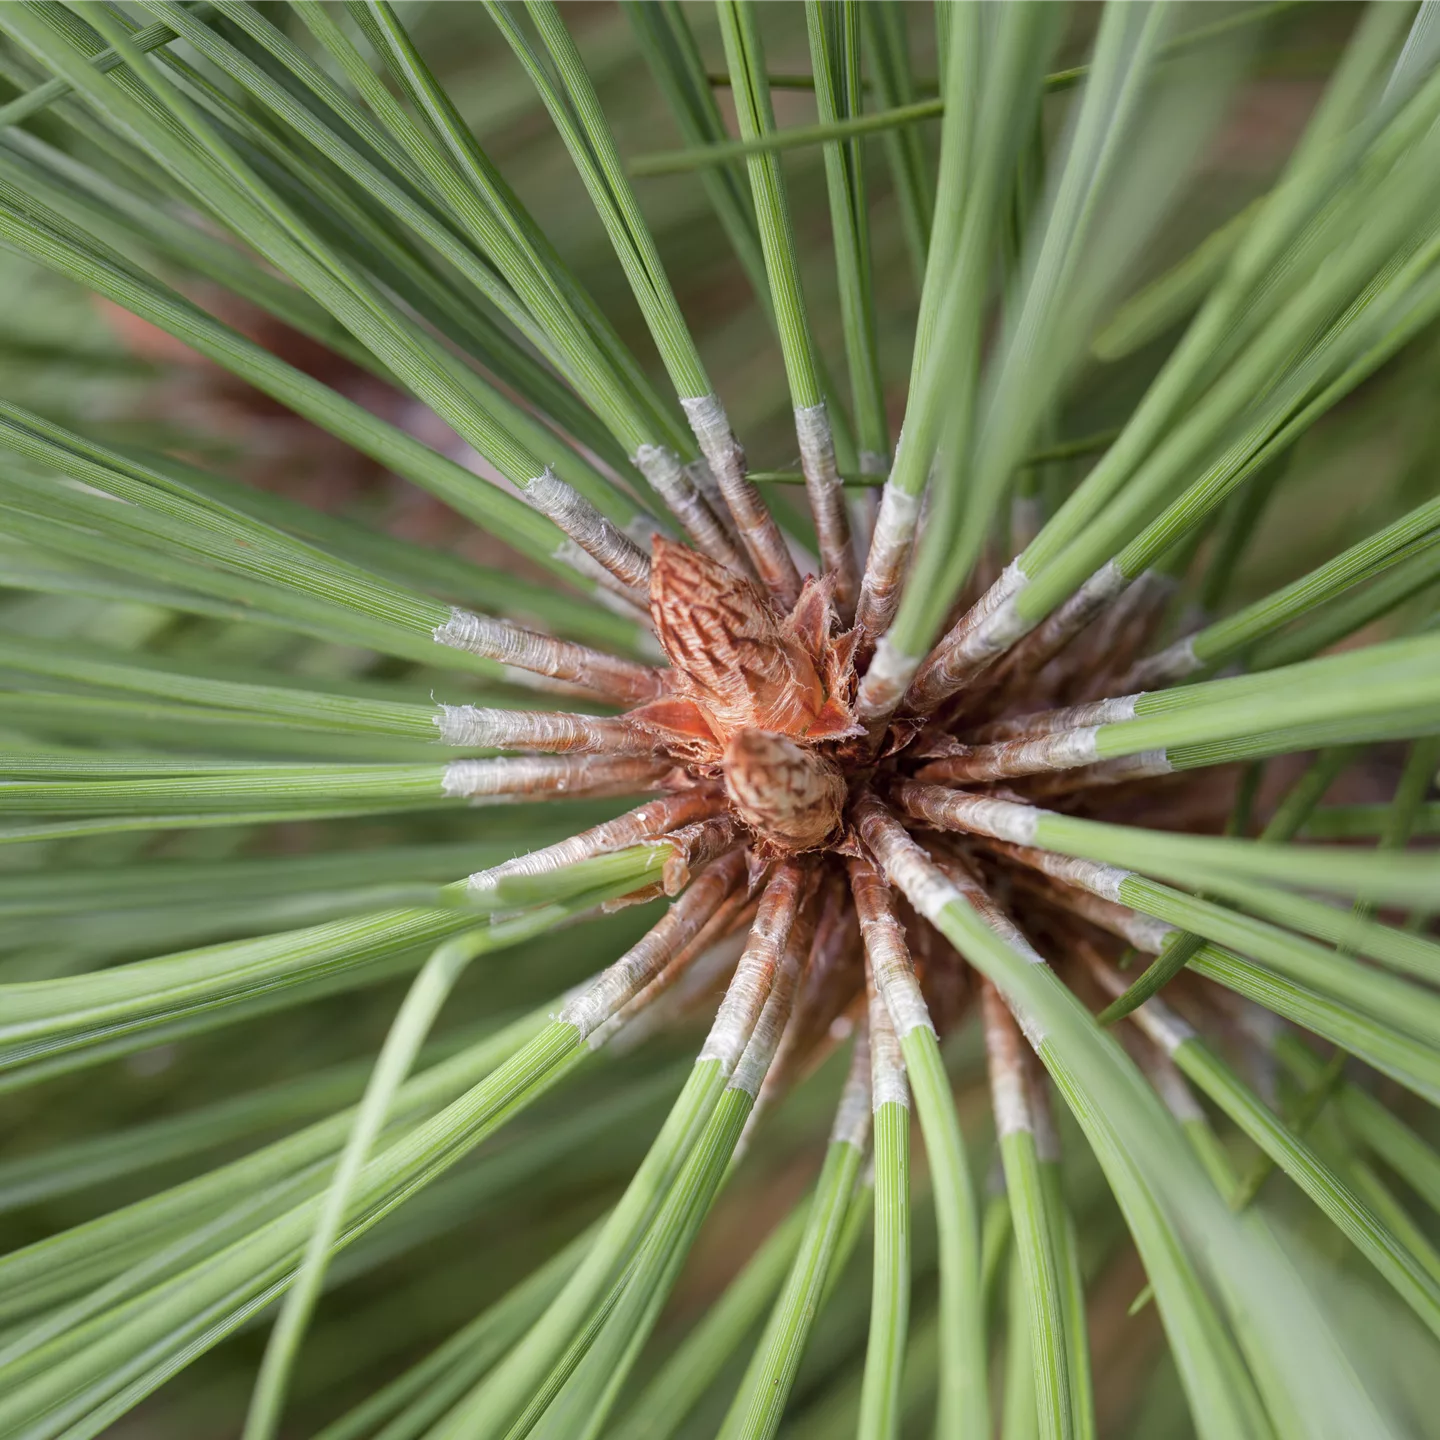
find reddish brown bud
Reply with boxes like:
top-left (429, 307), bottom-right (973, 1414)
top-left (722, 728), bottom-right (846, 851)
top-left (651, 539), bottom-right (827, 741)
top-left (649, 539), bottom-right (862, 756)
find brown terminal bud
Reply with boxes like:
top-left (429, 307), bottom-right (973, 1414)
top-left (722, 728), bottom-right (846, 852)
top-left (650, 538), bottom-right (827, 741)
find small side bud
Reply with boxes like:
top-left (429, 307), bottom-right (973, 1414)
top-left (722, 728), bottom-right (845, 851)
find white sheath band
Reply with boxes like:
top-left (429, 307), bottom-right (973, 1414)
top-left (991, 1060), bottom-right (1031, 1138)
top-left (972, 694), bottom-right (1140, 743)
top-left (868, 980), bottom-right (910, 1111)
top-left (855, 635), bottom-right (923, 721)
top-left (728, 945), bottom-right (803, 1096)
top-left (830, 1026), bottom-right (873, 1149)
top-left (1129, 995), bottom-right (1197, 1056)
top-left (795, 402), bottom-right (841, 494)
top-left (1152, 1061), bottom-right (1206, 1122)
top-left (903, 790), bottom-right (1040, 846)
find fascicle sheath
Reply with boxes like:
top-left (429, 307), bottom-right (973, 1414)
top-left (465, 788), bottom-right (725, 894)
top-left (830, 1018), bottom-right (874, 1149)
top-left (1119, 633), bottom-right (1203, 693)
top-left (606, 880), bottom-right (754, 1051)
top-left (729, 900), bottom-right (811, 1097)
top-left (440, 754), bottom-right (672, 801)
top-left (659, 813), bottom-right (745, 894)
top-left (682, 393), bottom-right (801, 609)
top-left (854, 634), bottom-right (924, 725)
top-left (903, 559), bottom-right (1031, 714)
top-left (986, 559), bottom-right (1130, 693)
top-left (524, 467), bottom-right (652, 595)
top-left (1024, 749), bottom-right (1173, 798)
top-left (852, 795), bottom-right (963, 927)
top-left (915, 726), bottom-right (1103, 784)
top-left (635, 443), bottom-right (752, 574)
top-left (989, 840), bottom-right (1131, 904)
top-left (557, 847), bottom-right (745, 1042)
top-left (866, 951), bottom-right (911, 1111)
top-left (1003, 849), bottom-right (1173, 954)
top-left (981, 981), bottom-right (1033, 1138)
top-left (698, 861), bottom-right (807, 1075)
top-left (890, 782), bottom-right (1040, 846)
top-left (856, 480), bottom-right (922, 640)
top-left (1080, 949), bottom-right (1196, 1055)
top-left (747, 889), bottom-right (827, 1123)
top-left (967, 694), bottom-right (1141, 744)
top-left (795, 401), bottom-right (858, 617)
top-left (849, 852), bottom-right (935, 1039)
top-left (931, 852), bottom-right (1048, 1046)
top-left (433, 704), bottom-right (658, 754)
top-left (433, 607), bottom-right (668, 704)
